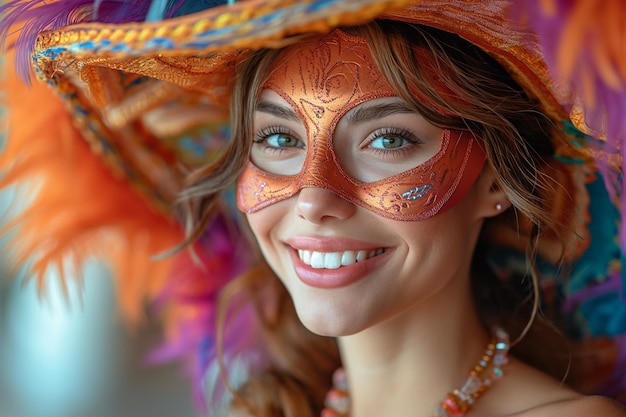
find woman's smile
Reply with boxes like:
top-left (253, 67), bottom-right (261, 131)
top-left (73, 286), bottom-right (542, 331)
top-left (296, 247), bottom-right (386, 269)
top-left (287, 243), bottom-right (393, 289)
top-left (287, 236), bottom-right (388, 266)
top-left (284, 236), bottom-right (391, 288)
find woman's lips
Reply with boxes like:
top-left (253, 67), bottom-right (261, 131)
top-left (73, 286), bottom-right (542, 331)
top-left (285, 237), bottom-right (390, 288)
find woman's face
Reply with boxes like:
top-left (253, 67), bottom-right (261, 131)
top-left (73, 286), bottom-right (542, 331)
top-left (238, 31), bottom-right (495, 336)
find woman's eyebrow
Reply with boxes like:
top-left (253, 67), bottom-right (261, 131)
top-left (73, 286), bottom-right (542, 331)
top-left (255, 100), bottom-right (300, 122)
top-left (346, 101), bottom-right (415, 124)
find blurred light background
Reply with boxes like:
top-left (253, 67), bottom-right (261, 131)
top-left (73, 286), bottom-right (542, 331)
top-left (0, 210), bottom-right (201, 417)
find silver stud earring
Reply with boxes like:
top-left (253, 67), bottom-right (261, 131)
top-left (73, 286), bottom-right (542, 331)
top-left (495, 203), bottom-right (503, 211)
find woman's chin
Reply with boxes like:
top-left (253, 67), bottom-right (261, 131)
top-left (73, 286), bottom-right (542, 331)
top-left (292, 302), bottom-right (369, 338)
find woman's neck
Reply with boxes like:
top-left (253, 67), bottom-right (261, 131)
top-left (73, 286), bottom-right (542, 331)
top-left (337, 281), bottom-right (488, 417)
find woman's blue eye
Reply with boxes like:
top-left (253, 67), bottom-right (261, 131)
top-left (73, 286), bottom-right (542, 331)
top-left (369, 134), bottom-right (410, 149)
top-left (266, 133), bottom-right (303, 148)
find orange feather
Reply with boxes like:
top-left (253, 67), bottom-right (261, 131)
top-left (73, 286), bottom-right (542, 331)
top-left (1, 54), bottom-right (185, 323)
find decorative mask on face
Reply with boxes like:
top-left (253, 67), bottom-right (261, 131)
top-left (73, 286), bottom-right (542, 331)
top-left (237, 30), bottom-right (485, 221)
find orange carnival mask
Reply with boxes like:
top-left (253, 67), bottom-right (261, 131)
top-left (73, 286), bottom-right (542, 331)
top-left (236, 30), bottom-right (485, 221)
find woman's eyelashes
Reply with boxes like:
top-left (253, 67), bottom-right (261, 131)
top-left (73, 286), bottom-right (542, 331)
top-left (362, 127), bottom-right (424, 158)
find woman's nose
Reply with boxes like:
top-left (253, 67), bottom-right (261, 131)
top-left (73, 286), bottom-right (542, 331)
top-left (295, 187), bottom-right (356, 223)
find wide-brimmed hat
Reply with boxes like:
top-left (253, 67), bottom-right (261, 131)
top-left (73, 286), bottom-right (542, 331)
top-left (1, 0), bottom-right (624, 408)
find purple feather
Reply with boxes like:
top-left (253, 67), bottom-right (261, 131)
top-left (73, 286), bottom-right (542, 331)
top-left (145, 216), bottom-right (259, 411)
top-left (514, 0), bottom-right (626, 249)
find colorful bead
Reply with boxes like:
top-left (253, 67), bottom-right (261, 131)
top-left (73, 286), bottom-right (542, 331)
top-left (324, 389), bottom-right (350, 414)
top-left (461, 376), bottom-right (481, 395)
top-left (491, 367), bottom-right (504, 379)
top-left (435, 405), bottom-right (449, 417)
top-left (332, 367), bottom-right (348, 390)
top-left (493, 352), bottom-right (508, 366)
top-left (321, 409), bottom-right (342, 417)
top-left (443, 394), bottom-right (466, 417)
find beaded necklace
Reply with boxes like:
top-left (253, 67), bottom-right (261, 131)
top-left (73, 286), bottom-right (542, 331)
top-left (322, 328), bottom-right (510, 417)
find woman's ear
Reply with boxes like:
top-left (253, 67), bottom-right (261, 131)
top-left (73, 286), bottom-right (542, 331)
top-left (474, 165), bottom-right (511, 218)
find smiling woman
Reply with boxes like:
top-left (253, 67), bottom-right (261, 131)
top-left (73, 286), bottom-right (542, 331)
top-left (180, 18), bottom-right (626, 417)
top-left (0, 1), bottom-right (625, 417)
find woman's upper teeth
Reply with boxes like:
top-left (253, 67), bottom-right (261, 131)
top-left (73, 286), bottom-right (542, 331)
top-left (297, 249), bottom-right (384, 269)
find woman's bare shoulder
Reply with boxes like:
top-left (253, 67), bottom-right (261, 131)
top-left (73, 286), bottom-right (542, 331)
top-left (510, 395), bottom-right (626, 417)
top-left (485, 358), bottom-right (626, 417)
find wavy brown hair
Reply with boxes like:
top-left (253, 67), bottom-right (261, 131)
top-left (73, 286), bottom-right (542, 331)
top-left (180, 20), bottom-right (582, 417)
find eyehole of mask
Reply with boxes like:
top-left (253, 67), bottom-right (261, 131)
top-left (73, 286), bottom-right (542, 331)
top-left (332, 98), bottom-right (444, 183)
top-left (250, 92), bottom-right (308, 176)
